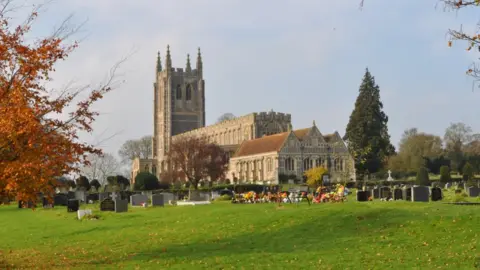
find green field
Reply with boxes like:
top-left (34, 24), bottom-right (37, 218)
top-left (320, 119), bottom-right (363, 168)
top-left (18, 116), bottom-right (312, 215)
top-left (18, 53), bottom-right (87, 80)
top-left (1, 197), bottom-right (479, 269)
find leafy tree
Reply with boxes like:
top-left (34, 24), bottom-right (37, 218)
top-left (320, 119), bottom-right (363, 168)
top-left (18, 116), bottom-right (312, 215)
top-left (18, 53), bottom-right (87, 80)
top-left (89, 179), bottom-right (101, 191)
top-left (134, 172), bottom-right (159, 191)
top-left (66, 180), bottom-right (76, 189)
top-left (344, 69), bottom-right (395, 176)
top-left (76, 176), bottom-right (90, 191)
top-left (0, 2), bottom-right (122, 205)
top-left (216, 113), bottom-right (236, 123)
top-left (462, 162), bottom-right (474, 184)
top-left (415, 167), bottom-right (430, 186)
top-left (304, 166), bottom-right (328, 188)
top-left (118, 136), bottom-right (152, 164)
top-left (166, 135), bottom-right (229, 190)
top-left (439, 165), bottom-right (451, 183)
top-left (391, 128), bottom-right (444, 173)
top-left (444, 122), bottom-right (472, 172)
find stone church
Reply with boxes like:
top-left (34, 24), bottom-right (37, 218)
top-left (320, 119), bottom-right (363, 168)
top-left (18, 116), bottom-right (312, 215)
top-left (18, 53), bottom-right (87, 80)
top-left (132, 46), bottom-right (355, 184)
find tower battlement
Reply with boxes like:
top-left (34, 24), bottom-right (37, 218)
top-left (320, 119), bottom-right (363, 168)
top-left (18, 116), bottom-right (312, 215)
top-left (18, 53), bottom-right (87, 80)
top-left (255, 111), bottom-right (291, 122)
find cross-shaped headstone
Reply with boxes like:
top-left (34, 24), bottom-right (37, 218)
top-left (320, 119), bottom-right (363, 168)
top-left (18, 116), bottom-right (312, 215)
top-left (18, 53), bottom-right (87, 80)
top-left (388, 170), bottom-right (392, 177)
top-left (110, 192), bottom-right (118, 201)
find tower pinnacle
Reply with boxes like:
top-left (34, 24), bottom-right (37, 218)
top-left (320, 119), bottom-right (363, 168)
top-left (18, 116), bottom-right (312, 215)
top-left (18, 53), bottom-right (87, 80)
top-left (156, 51), bottom-right (162, 72)
top-left (186, 54), bottom-right (191, 73)
top-left (196, 47), bottom-right (202, 76)
top-left (165, 45), bottom-right (172, 70)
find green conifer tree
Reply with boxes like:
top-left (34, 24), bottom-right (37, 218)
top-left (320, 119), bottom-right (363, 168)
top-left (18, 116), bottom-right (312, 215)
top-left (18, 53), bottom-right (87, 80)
top-left (344, 68), bottom-right (395, 176)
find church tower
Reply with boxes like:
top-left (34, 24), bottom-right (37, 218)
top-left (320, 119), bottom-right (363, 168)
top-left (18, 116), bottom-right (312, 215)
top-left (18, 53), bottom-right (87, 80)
top-left (152, 46), bottom-right (206, 163)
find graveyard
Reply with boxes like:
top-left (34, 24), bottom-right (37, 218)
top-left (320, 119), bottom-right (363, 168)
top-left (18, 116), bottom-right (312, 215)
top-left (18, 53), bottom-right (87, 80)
top-left (1, 187), bottom-right (479, 269)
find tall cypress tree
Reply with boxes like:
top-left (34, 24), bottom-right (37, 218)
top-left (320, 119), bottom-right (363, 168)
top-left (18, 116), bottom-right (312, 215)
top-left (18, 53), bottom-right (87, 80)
top-left (344, 68), bottom-right (395, 176)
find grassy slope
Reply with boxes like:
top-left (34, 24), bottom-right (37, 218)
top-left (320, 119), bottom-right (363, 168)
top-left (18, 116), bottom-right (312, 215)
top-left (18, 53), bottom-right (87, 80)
top-left (0, 200), bottom-right (479, 269)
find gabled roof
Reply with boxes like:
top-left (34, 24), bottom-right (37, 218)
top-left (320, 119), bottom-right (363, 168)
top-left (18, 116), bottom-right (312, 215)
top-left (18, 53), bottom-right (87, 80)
top-left (233, 132), bottom-right (291, 158)
top-left (293, 128), bottom-right (310, 140)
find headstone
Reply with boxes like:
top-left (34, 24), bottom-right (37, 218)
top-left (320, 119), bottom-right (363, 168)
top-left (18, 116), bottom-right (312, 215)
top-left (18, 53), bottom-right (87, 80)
top-left (161, 192), bottom-right (176, 205)
top-left (18, 200), bottom-right (34, 208)
top-left (54, 194), bottom-right (68, 206)
top-left (114, 199), bottom-right (128, 213)
top-left (356, 191), bottom-right (369, 202)
top-left (151, 194), bottom-right (165, 207)
top-left (411, 186), bottom-right (429, 202)
top-left (393, 188), bottom-right (403, 200)
top-left (387, 170), bottom-right (394, 181)
top-left (67, 199), bottom-right (80, 212)
top-left (130, 194), bottom-right (148, 206)
top-left (67, 191), bottom-right (75, 199)
top-left (468, 187), bottom-right (480, 197)
top-left (74, 190), bottom-right (86, 202)
top-left (86, 193), bottom-right (99, 203)
top-left (371, 188), bottom-right (380, 199)
top-left (98, 192), bottom-right (110, 202)
top-left (142, 191), bottom-right (153, 199)
top-left (445, 182), bottom-right (452, 189)
top-left (211, 191), bottom-right (221, 200)
top-left (402, 186), bottom-right (412, 201)
top-left (431, 187), bottom-right (442, 201)
top-left (100, 198), bottom-right (115, 211)
top-left (77, 209), bottom-right (92, 220)
top-left (379, 186), bottom-right (392, 199)
top-left (42, 197), bottom-right (54, 208)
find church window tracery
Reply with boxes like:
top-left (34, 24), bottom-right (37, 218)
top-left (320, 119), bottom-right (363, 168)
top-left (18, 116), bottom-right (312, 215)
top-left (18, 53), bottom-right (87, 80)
top-left (186, 84), bottom-right (192, 100)
top-left (176, 84), bottom-right (182, 99)
top-left (285, 157), bottom-right (295, 171)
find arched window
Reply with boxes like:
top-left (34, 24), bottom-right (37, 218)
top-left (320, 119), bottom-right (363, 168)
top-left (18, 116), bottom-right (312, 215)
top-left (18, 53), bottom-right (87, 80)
top-left (152, 165), bottom-right (157, 176)
top-left (186, 85), bottom-right (192, 100)
top-left (267, 158), bottom-right (273, 172)
top-left (176, 84), bottom-right (182, 99)
top-left (315, 158), bottom-right (323, 168)
top-left (303, 158), bottom-right (313, 170)
top-left (335, 158), bottom-right (343, 171)
top-left (285, 157), bottom-right (295, 171)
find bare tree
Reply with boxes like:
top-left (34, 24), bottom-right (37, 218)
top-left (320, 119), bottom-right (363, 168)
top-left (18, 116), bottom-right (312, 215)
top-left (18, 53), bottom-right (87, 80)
top-left (118, 135), bottom-right (152, 164)
top-left (165, 135), bottom-right (228, 190)
top-left (216, 113), bottom-right (236, 124)
top-left (80, 153), bottom-right (121, 185)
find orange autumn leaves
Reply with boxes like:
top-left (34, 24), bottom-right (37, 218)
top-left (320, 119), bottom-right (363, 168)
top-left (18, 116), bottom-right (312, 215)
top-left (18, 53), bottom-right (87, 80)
top-left (0, 11), bottom-right (111, 205)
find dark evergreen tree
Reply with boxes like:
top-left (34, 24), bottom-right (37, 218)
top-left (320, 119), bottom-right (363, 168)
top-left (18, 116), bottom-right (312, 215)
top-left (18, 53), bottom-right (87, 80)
top-left (344, 68), bottom-right (395, 176)
top-left (416, 167), bottom-right (430, 186)
top-left (439, 165), bottom-right (451, 183)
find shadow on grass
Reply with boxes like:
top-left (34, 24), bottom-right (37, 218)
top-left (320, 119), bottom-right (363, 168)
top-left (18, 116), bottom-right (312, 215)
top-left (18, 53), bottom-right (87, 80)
top-left (128, 206), bottom-right (415, 264)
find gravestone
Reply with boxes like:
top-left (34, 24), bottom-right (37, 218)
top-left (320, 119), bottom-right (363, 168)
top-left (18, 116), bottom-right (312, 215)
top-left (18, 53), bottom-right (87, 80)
top-left (402, 187), bottom-right (412, 201)
top-left (131, 194), bottom-right (148, 206)
top-left (211, 191), bottom-right (221, 201)
top-left (99, 192), bottom-right (110, 202)
top-left (18, 200), bottom-right (34, 209)
top-left (431, 187), bottom-right (442, 201)
top-left (114, 199), bottom-right (128, 213)
top-left (100, 198), bottom-right (115, 211)
top-left (86, 193), bottom-right (99, 203)
top-left (151, 194), bottom-right (165, 207)
top-left (445, 182), bottom-right (452, 189)
top-left (77, 209), bottom-right (92, 220)
top-left (393, 188), bottom-right (403, 200)
top-left (411, 186), bottom-right (429, 202)
top-left (74, 190), bottom-right (86, 202)
top-left (67, 191), bottom-right (75, 199)
top-left (356, 190), bottom-right (369, 202)
top-left (67, 199), bottom-right (79, 212)
top-left (161, 192), bottom-right (176, 205)
top-left (54, 194), bottom-right (68, 206)
top-left (468, 187), bottom-right (480, 197)
top-left (42, 197), bottom-right (54, 208)
top-left (379, 187), bottom-right (392, 199)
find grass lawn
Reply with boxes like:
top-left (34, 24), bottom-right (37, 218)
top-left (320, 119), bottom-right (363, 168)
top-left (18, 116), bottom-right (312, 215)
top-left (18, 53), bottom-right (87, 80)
top-left (1, 198), bottom-right (479, 269)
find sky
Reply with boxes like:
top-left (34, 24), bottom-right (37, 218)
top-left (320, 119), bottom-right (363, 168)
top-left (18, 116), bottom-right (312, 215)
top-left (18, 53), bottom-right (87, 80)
top-left (18, 0), bottom-right (480, 157)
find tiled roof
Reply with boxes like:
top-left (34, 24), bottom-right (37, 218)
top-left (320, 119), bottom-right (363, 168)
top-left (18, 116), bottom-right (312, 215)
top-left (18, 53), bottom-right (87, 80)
top-left (232, 128), bottom-right (338, 158)
top-left (233, 132), bottom-right (290, 158)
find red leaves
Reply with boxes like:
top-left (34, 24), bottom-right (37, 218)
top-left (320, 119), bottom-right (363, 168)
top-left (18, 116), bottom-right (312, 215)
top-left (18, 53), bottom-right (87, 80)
top-left (165, 136), bottom-right (229, 189)
top-left (0, 9), bottom-right (114, 206)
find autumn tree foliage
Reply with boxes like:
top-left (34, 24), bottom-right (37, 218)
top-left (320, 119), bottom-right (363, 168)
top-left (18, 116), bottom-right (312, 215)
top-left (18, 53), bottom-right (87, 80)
top-left (0, 2), bottom-right (122, 205)
top-left (165, 136), bottom-right (228, 190)
top-left (304, 166), bottom-right (328, 188)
